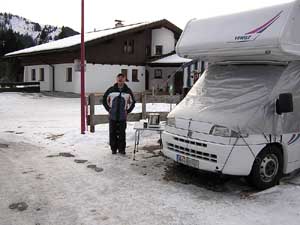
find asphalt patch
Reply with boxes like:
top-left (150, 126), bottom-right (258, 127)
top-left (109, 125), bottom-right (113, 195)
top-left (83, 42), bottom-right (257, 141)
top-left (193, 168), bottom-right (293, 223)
top-left (0, 143), bottom-right (9, 148)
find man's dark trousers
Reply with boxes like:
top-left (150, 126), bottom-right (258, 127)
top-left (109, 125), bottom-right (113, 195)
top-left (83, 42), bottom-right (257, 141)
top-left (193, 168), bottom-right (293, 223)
top-left (109, 120), bottom-right (126, 153)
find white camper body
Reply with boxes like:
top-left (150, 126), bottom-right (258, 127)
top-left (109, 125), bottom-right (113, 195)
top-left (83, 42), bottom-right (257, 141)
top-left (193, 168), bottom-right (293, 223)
top-left (176, 0), bottom-right (300, 62)
top-left (163, 0), bottom-right (300, 189)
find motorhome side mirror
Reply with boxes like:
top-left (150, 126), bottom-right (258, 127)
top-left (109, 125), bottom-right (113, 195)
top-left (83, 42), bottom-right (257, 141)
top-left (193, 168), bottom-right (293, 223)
top-left (276, 93), bottom-right (293, 115)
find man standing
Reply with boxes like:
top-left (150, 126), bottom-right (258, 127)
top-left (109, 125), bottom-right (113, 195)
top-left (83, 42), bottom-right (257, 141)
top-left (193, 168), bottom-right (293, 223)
top-left (103, 73), bottom-right (136, 154)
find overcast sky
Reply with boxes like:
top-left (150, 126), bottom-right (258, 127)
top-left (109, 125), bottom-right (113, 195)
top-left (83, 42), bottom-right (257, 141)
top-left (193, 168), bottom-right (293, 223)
top-left (1, 0), bottom-right (294, 32)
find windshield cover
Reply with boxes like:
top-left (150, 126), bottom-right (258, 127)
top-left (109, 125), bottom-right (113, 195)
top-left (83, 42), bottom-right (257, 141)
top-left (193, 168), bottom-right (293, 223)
top-left (169, 62), bottom-right (300, 135)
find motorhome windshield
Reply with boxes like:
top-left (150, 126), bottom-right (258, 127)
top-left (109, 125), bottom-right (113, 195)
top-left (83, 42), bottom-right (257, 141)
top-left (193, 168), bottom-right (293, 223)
top-left (169, 62), bottom-right (300, 135)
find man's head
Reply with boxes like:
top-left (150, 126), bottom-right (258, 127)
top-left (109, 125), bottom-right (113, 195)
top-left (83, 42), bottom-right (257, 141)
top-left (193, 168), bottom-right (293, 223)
top-left (116, 73), bottom-right (125, 87)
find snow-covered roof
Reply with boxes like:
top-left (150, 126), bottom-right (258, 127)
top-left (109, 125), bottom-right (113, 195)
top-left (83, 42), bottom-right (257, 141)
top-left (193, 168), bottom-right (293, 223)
top-left (149, 54), bottom-right (192, 64)
top-left (5, 22), bottom-right (151, 57)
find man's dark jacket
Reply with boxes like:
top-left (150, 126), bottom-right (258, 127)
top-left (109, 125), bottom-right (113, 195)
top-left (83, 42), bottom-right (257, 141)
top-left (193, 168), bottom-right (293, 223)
top-left (103, 83), bottom-right (135, 121)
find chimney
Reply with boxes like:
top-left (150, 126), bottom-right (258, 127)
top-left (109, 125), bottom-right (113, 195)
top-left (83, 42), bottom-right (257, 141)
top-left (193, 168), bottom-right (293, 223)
top-left (115, 20), bottom-right (124, 28)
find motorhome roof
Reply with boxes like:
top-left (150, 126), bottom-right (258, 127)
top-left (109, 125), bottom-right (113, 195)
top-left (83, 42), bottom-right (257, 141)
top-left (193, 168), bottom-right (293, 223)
top-left (176, 0), bottom-right (300, 62)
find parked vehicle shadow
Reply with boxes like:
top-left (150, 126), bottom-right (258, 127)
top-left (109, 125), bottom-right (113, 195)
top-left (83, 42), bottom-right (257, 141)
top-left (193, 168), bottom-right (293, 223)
top-left (163, 162), bottom-right (252, 193)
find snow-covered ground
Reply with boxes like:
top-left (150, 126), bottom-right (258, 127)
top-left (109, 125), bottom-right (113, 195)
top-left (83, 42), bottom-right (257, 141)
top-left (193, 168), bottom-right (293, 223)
top-left (0, 92), bottom-right (300, 225)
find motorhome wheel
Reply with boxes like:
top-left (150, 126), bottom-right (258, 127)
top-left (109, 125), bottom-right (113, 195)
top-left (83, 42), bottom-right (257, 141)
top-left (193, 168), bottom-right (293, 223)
top-left (249, 145), bottom-right (283, 190)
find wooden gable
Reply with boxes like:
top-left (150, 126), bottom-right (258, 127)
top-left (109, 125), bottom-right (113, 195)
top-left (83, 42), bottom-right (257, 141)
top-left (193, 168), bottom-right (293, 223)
top-left (10, 19), bottom-right (182, 66)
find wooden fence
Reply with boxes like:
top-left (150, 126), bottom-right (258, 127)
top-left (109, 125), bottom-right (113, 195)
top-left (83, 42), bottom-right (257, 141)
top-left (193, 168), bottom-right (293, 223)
top-left (0, 82), bottom-right (40, 93)
top-left (86, 92), bottom-right (181, 132)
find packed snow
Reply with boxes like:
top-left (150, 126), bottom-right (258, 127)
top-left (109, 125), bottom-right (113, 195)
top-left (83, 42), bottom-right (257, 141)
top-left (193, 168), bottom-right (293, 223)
top-left (0, 92), bottom-right (300, 225)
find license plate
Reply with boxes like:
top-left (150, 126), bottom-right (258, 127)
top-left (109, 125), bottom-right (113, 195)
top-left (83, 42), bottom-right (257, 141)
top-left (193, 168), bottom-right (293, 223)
top-left (176, 154), bottom-right (199, 169)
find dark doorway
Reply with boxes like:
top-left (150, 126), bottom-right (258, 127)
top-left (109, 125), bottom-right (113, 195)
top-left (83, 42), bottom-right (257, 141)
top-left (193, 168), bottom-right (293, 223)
top-left (145, 70), bottom-right (149, 90)
top-left (174, 71), bottom-right (183, 94)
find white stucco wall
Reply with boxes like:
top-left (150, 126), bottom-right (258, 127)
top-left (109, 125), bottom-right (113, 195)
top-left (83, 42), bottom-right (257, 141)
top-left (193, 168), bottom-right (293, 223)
top-left (54, 63), bottom-right (80, 93)
top-left (23, 61), bottom-right (207, 93)
top-left (146, 67), bottom-right (179, 91)
top-left (24, 65), bottom-right (53, 91)
top-left (23, 66), bottom-right (28, 82)
top-left (151, 28), bottom-right (175, 56)
top-left (85, 64), bottom-right (145, 94)
top-left (24, 63), bottom-right (146, 94)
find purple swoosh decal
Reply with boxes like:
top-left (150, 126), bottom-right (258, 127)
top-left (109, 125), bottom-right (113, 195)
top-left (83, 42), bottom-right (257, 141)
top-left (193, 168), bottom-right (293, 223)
top-left (288, 134), bottom-right (296, 145)
top-left (245, 11), bottom-right (283, 35)
top-left (288, 134), bottom-right (300, 145)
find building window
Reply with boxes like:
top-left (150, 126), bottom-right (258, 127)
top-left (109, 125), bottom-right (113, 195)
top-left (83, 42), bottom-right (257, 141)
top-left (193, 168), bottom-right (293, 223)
top-left (66, 67), bottom-right (72, 82)
top-left (132, 69), bottom-right (139, 82)
top-left (146, 46), bottom-right (151, 57)
top-left (129, 40), bottom-right (134, 54)
top-left (194, 61), bottom-right (198, 70)
top-left (154, 69), bottom-right (162, 79)
top-left (155, 45), bottom-right (163, 55)
top-left (39, 68), bottom-right (45, 81)
top-left (121, 69), bottom-right (129, 82)
top-left (123, 41), bottom-right (127, 53)
top-left (31, 69), bottom-right (36, 81)
top-left (187, 65), bottom-right (191, 87)
top-left (123, 40), bottom-right (134, 54)
top-left (201, 61), bottom-right (205, 73)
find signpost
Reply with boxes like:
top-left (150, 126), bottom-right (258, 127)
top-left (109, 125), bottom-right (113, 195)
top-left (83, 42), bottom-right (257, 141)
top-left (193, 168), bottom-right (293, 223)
top-left (80, 0), bottom-right (86, 134)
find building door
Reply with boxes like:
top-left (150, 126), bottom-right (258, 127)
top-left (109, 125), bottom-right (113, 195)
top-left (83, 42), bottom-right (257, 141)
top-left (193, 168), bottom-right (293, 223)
top-left (145, 70), bottom-right (149, 90)
top-left (174, 71), bottom-right (183, 94)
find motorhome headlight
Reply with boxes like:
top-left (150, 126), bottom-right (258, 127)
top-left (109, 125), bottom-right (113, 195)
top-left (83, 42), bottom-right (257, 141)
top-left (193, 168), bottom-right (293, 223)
top-left (209, 125), bottom-right (231, 137)
top-left (167, 117), bottom-right (176, 127)
top-left (209, 125), bottom-right (248, 138)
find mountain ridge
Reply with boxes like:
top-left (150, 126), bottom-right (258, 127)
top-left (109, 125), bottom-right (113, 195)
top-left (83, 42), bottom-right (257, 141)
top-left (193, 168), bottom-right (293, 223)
top-left (0, 12), bottom-right (79, 82)
top-left (0, 12), bottom-right (79, 45)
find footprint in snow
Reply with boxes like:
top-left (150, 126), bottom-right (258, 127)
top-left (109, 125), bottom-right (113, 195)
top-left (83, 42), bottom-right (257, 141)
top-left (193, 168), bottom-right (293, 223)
top-left (9, 202), bottom-right (28, 211)
top-left (87, 164), bottom-right (104, 173)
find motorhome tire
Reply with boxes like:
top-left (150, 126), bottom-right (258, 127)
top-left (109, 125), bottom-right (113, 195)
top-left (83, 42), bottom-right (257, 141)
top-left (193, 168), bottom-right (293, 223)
top-left (249, 145), bottom-right (283, 190)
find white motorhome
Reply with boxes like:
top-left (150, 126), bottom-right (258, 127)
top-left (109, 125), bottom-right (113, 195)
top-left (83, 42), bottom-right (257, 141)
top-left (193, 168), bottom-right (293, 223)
top-left (162, 0), bottom-right (300, 189)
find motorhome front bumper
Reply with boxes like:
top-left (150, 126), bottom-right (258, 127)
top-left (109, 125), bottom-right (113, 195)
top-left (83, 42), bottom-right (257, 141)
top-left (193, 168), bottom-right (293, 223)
top-left (162, 131), bottom-right (259, 176)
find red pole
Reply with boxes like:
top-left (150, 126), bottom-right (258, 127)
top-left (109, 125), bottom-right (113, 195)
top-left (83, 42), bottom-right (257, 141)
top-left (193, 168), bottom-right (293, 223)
top-left (80, 0), bottom-right (86, 134)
